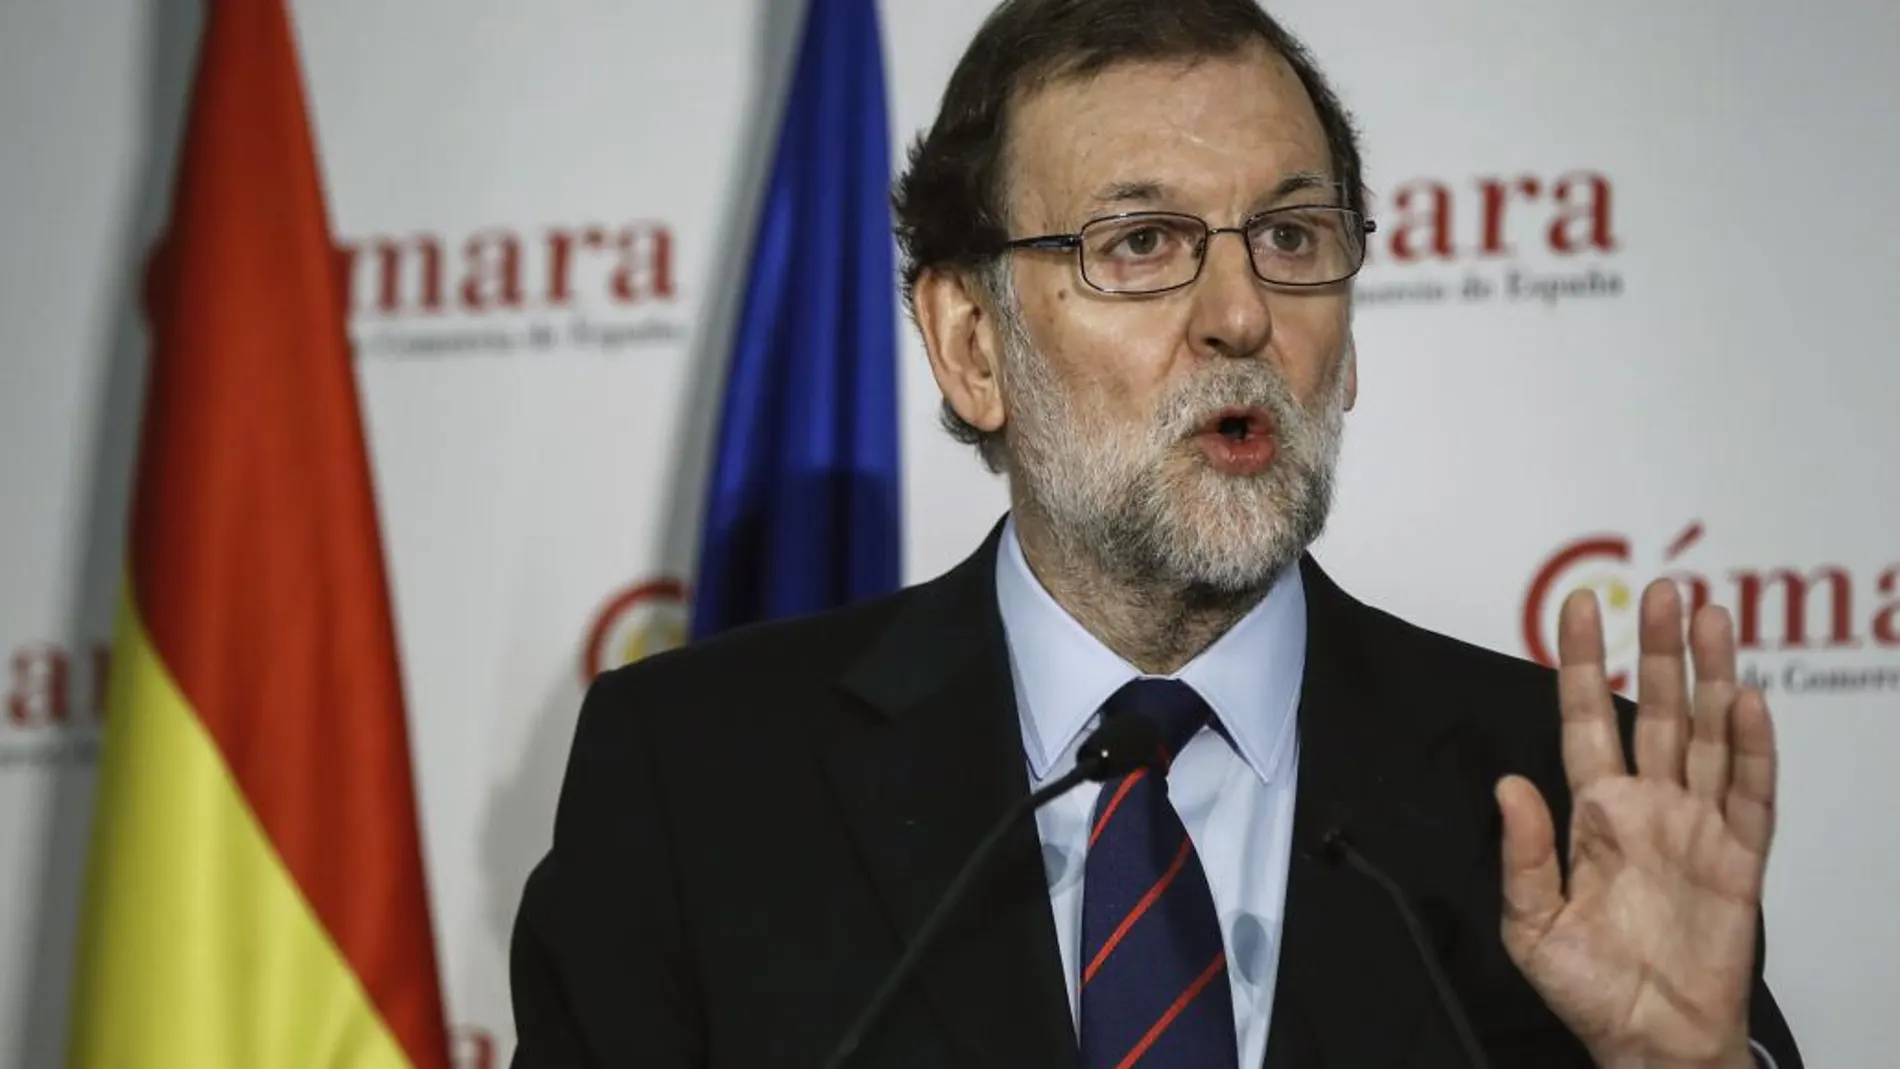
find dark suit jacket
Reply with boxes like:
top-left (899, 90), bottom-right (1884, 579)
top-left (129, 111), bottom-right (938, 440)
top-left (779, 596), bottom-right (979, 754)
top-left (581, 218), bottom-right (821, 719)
top-left (510, 523), bottom-right (1803, 1068)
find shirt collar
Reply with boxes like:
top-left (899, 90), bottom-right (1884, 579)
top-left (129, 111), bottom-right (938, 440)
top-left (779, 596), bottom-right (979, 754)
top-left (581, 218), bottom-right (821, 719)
top-left (994, 515), bottom-right (1306, 785)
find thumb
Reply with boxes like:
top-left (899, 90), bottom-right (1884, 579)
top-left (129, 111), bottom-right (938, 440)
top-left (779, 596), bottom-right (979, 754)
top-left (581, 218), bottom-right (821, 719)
top-left (1497, 774), bottom-right (1564, 959)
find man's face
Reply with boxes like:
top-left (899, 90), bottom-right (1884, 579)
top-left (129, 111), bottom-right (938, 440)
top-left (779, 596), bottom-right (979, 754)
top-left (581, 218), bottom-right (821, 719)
top-left (994, 44), bottom-right (1357, 592)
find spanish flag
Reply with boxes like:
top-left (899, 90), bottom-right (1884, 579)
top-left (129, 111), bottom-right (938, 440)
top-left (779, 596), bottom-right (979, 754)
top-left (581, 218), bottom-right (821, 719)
top-left (64, 0), bottom-right (453, 1066)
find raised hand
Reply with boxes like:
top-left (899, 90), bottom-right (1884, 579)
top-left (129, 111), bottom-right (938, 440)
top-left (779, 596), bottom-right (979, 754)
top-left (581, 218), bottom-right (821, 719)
top-left (1497, 579), bottom-right (1777, 1069)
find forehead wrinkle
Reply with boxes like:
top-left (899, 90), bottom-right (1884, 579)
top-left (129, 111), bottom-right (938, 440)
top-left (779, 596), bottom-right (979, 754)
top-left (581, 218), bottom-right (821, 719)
top-left (1079, 168), bottom-right (1336, 215)
top-left (1005, 51), bottom-right (1333, 231)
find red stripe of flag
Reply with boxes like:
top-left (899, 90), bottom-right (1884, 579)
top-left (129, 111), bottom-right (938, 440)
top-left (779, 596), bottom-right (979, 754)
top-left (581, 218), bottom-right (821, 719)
top-left (129, 0), bottom-right (451, 1063)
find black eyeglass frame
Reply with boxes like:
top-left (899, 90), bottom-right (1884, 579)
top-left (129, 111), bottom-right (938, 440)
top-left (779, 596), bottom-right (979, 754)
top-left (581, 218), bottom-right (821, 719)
top-left (997, 207), bottom-right (1379, 296)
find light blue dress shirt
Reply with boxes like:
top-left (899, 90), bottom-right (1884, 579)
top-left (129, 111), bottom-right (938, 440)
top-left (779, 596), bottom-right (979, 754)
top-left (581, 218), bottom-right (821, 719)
top-left (994, 517), bottom-right (1304, 1069)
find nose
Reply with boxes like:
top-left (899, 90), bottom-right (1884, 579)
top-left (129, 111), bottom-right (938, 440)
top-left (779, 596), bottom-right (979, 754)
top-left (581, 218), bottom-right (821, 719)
top-left (1186, 229), bottom-right (1273, 360)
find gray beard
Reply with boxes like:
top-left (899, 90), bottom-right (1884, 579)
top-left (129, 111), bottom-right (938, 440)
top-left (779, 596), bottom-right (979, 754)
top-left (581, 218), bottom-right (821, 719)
top-left (999, 311), bottom-right (1349, 597)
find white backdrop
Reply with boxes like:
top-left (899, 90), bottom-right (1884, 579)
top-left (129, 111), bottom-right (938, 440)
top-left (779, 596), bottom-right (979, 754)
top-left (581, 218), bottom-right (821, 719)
top-left (3, 2), bottom-right (1895, 1066)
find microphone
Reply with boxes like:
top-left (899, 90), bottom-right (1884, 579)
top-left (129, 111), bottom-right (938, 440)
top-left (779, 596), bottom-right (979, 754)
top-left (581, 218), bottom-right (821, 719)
top-left (818, 713), bottom-right (1160, 1069)
top-left (1309, 826), bottom-right (1493, 1069)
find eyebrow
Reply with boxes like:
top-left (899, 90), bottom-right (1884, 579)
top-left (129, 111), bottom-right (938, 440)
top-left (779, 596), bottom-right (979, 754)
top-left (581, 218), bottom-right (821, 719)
top-left (1257, 171), bottom-right (1337, 208)
top-left (1085, 179), bottom-right (1171, 207)
top-left (1082, 170), bottom-right (1340, 213)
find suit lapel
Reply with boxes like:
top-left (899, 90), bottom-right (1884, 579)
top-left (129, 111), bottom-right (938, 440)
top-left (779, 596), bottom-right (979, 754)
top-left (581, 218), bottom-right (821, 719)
top-left (1265, 557), bottom-right (1495, 1069)
top-left (824, 524), bottom-right (1078, 1069)
top-left (817, 534), bottom-right (1496, 1069)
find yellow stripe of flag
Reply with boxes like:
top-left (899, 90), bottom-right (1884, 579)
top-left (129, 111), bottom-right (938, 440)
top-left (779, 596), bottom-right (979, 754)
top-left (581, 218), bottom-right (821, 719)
top-left (67, 589), bottom-right (415, 1068)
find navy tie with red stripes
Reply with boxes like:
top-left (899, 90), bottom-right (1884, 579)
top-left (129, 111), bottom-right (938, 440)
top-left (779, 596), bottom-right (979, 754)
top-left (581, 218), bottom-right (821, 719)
top-left (1077, 678), bottom-right (1238, 1069)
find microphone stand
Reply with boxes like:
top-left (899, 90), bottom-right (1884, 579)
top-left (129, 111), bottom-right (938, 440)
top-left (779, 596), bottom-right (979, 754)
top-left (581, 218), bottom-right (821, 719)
top-left (819, 714), bottom-right (1156, 1069)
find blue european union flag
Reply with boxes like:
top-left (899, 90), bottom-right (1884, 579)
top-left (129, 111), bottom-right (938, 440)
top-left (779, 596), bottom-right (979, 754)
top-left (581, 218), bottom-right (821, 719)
top-left (689, 0), bottom-right (901, 641)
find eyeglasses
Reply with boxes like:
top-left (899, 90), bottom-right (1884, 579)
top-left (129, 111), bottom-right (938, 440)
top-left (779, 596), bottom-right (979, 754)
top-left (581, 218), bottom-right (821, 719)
top-left (998, 207), bottom-right (1377, 295)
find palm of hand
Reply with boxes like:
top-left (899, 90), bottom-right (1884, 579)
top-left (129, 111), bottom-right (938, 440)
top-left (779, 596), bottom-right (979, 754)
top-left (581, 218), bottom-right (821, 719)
top-left (1498, 582), bottom-right (1777, 1068)
top-left (1514, 777), bottom-right (1762, 1062)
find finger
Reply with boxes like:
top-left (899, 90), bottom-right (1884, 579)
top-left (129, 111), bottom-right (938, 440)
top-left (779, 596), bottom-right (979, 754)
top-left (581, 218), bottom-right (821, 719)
top-left (1633, 579), bottom-right (1691, 783)
top-left (1557, 588), bottom-right (1627, 793)
top-left (1685, 605), bottom-right (1740, 801)
top-left (1725, 687), bottom-right (1778, 856)
top-left (1497, 775), bottom-right (1564, 956)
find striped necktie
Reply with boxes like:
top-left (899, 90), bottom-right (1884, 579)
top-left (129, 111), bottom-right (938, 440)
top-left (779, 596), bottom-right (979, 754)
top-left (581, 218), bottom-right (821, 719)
top-left (1077, 678), bottom-right (1238, 1069)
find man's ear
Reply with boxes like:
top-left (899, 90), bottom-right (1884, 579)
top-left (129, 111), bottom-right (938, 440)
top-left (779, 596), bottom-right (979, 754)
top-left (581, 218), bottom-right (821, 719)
top-left (914, 265), bottom-right (1007, 435)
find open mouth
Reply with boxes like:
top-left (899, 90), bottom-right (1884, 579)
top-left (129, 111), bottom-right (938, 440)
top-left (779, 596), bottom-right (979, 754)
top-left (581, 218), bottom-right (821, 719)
top-left (1192, 405), bottom-right (1279, 475)
top-left (1200, 406), bottom-right (1273, 442)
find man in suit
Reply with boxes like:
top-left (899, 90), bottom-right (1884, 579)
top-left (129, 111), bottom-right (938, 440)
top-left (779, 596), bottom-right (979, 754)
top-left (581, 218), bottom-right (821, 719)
top-left (510, 1), bottom-right (1806, 1066)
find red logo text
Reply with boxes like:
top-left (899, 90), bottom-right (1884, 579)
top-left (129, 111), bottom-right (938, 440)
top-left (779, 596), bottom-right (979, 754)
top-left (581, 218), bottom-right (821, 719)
top-left (7, 641), bottom-right (111, 730)
top-left (1364, 171), bottom-right (1616, 264)
top-left (1523, 522), bottom-right (1900, 691)
top-left (336, 222), bottom-right (676, 319)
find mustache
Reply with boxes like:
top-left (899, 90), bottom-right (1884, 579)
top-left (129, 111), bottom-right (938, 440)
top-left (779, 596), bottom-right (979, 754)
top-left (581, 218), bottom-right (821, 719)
top-left (1152, 364), bottom-right (1303, 438)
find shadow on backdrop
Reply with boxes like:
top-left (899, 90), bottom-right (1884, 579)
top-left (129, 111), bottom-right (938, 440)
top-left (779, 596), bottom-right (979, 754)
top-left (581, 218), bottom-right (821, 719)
top-left (18, 1), bottom-right (204, 1067)
top-left (473, 0), bottom-right (813, 1054)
